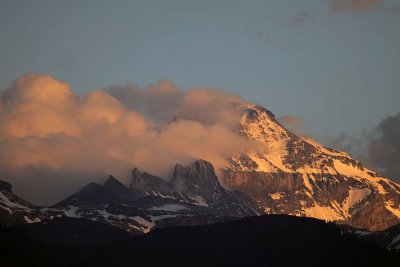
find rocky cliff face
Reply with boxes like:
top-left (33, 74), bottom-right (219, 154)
top-left (0, 160), bottom-right (254, 234)
top-left (0, 161), bottom-right (257, 234)
top-left (223, 105), bottom-right (400, 231)
top-left (1, 105), bottom-right (399, 233)
top-left (0, 180), bottom-right (50, 225)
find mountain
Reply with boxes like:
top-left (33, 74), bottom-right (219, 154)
top-left (0, 180), bottom-right (51, 225)
top-left (0, 161), bottom-right (257, 234)
top-left (1, 215), bottom-right (399, 267)
top-left (45, 160), bottom-right (256, 233)
top-left (349, 222), bottom-right (400, 251)
top-left (21, 217), bottom-right (133, 247)
top-left (1, 104), bottom-right (399, 234)
top-left (223, 105), bottom-right (400, 231)
top-left (0, 161), bottom-right (255, 234)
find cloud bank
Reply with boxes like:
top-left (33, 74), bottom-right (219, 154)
top-left (2, 73), bottom-right (397, 204)
top-left (278, 115), bottom-right (305, 134)
top-left (367, 112), bottom-right (400, 182)
top-left (0, 74), bottom-right (260, 205)
top-left (326, 113), bottom-right (400, 183)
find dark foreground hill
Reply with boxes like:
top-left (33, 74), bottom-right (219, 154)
top-left (1, 215), bottom-right (399, 267)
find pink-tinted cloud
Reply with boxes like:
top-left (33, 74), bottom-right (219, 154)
top-left (0, 73), bottom-right (263, 204)
top-left (278, 115), bottom-right (304, 133)
top-left (331, 0), bottom-right (380, 12)
top-left (367, 112), bottom-right (400, 182)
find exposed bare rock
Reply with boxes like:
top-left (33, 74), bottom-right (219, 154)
top-left (224, 105), bottom-right (400, 231)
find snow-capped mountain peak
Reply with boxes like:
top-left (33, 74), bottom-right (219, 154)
top-left (225, 105), bottom-right (400, 231)
top-left (1, 105), bottom-right (399, 233)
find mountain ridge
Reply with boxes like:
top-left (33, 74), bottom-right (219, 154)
top-left (2, 214), bottom-right (399, 266)
top-left (0, 104), bottom-right (399, 233)
top-left (224, 105), bottom-right (400, 231)
top-left (0, 160), bottom-right (256, 234)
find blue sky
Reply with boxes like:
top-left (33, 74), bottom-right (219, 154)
top-left (1, 0), bottom-right (399, 139)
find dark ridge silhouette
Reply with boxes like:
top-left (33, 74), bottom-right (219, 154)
top-left (23, 217), bottom-right (134, 247)
top-left (1, 215), bottom-right (399, 266)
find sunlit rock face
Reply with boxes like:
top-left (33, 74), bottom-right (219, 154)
top-left (224, 105), bottom-right (400, 231)
top-left (1, 104), bottom-right (399, 233)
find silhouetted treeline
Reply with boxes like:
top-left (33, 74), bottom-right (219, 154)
top-left (1, 215), bottom-right (399, 267)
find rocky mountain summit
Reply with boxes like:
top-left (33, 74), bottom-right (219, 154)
top-left (54, 159), bottom-right (256, 233)
top-left (224, 105), bottom-right (400, 231)
top-left (0, 160), bottom-right (256, 234)
top-left (1, 104), bottom-right (399, 234)
top-left (0, 180), bottom-right (47, 225)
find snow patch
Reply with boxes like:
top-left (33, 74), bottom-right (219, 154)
top-left (0, 192), bottom-right (29, 210)
top-left (149, 204), bottom-right (188, 212)
top-left (385, 201), bottom-right (400, 218)
top-left (342, 187), bottom-right (371, 217)
top-left (305, 138), bottom-right (348, 158)
top-left (189, 195), bottom-right (208, 207)
top-left (64, 206), bottom-right (82, 218)
top-left (247, 153), bottom-right (279, 172)
top-left (354, 230), bottom-right (371, 236)
top-left (261, 140), bottom-right (293, 173)
top-left (98, 209), bottom-right (126, 220)
top-left (24, 216), bottom-right (41, 223)
top-left (389, 234), bottom-right (400, 248)
top-left (269, 192), bottom-right (284, 200)
top-left (132, 216), bottom-right (155, 233)
top-left (302, 204), bottom-right (343, 221)
top-left (150, 214), bottom-right (179, 221)
top-left (0, 204), bottom-right (13, 213)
